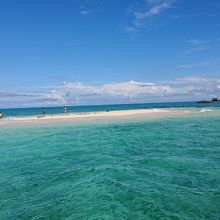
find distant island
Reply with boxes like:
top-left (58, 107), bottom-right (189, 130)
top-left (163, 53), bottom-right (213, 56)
top-left (197, 97), bottom-right (220, 103)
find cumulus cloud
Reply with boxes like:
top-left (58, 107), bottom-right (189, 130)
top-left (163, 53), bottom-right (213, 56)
top-left (60, 80), bottom-right (173, 99)
top-left (1, 77), bottom-right (220, 108)
top-left (177, 76), bottom-right (220, 86)
top-left (60, 78), bottom-right (220, 100)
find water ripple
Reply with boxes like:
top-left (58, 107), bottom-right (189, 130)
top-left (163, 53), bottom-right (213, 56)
top-left (0, 116), bottom-right (220, 219)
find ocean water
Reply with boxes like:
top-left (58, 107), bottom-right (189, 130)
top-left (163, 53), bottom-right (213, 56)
top-left (0, 109), bottom-right (220, 219)
top-left (1, 101), bottom-right (220, 118)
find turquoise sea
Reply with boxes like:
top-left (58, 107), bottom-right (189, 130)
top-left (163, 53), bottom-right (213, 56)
top-left (0, 103), bottom-right (220, 219)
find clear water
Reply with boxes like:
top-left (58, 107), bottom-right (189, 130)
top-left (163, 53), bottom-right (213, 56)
top-left (0, 109), bottom-right (220, 219)
top-left (1, 101), bottom-right (220, 118)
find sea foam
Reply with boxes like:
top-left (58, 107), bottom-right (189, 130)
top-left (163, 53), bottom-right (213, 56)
top-left (200, 108), bottom-right (213, 113)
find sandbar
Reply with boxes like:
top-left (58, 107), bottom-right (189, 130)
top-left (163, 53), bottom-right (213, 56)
top-left (0, 108), bottom-right (188, 127)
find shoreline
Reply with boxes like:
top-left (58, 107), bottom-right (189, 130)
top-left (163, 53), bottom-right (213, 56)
top-left (0, 108), bottom-right (188, 127)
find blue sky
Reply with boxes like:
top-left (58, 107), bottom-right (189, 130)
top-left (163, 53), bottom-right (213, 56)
top-left (0, 0), bottom-right (220, 107)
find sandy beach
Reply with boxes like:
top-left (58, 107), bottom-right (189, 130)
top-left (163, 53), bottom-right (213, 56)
top-left (0, 108), bottom-right (187, 126)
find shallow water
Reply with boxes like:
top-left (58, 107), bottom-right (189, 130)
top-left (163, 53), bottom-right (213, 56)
top-left (0, 113), bottom-right (220, 219)
top-left (1, 101), bottom-right (220, 118)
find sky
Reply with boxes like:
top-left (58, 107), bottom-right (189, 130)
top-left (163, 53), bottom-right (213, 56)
top-left (0, 0), bottom-right (220, 108)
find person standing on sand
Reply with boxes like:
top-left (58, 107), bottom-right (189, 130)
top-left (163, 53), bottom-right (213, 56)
top-left (64, 106), bottom-right (67, 113)
top-left (0, 112), bottom-right (3, 119)
top-left (42, 107), bottom-right (46, 116)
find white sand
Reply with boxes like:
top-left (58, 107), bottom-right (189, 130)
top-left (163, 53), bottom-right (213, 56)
top-left (0, 108), bottom-right (187, 127)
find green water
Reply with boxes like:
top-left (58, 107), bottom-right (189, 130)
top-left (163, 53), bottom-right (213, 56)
top-left (0, 113), bottom-right (220, 219)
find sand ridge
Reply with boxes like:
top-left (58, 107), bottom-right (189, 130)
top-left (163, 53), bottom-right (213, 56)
top-left (0, 108), bottom-right (187, 126)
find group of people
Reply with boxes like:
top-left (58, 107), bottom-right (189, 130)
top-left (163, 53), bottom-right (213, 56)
top-left (0, 107), bottom-right (68, 120)
top-left (41, 106), bottom-right (68, 116)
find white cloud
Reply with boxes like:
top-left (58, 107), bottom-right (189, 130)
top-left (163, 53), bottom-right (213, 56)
top-left (177, 76), bottom-right (220, 85)
top-left (187, 46), bottom-right (209, 54)
top-left (186, 38), bottom-right (209, 54)
top-left (134, 1), bottom-right (173, 19)
top-left (124, 26), bottom-right (136, 33)
top-left (188, 39), bottom-right (209, 45)
top-left (1, 77), bottom-right (220, 108)
top-left (76, 1), bottom-right (101, 16)
top-left (145, 0), bottom-right (163, 3)
top-left (178, 58), bottom-right (220, 68)
top-left (60, 80), bottom-right (172, 99)
top-left (79, 10), bottom-right (91, 16)
top-left (128, 0), bottom-right (175, 29)
top-left (172, 13), bottom-right (204, 19)
top-left (177, 61), bottom-right (210, 68)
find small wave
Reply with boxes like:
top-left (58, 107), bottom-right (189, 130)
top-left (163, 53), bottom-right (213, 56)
top-left (200, 109), bottom-right (213, 113)
top-left (4, 117), bottom-right (17, 120)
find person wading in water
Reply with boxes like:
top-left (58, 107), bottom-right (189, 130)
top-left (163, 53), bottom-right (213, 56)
top-left (64, 106), bottom-right (67, 114)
